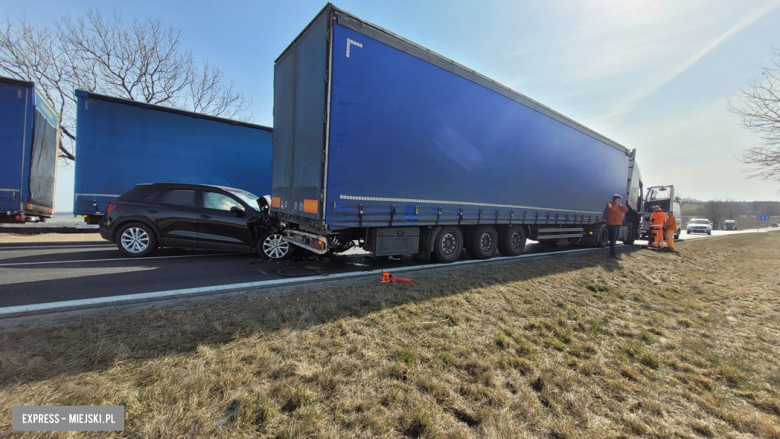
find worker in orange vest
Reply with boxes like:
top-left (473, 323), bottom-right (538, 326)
top-left (648, 206), bottom-right (666, 249)
top-left (664, 210), bottom-right (677, 252)
top-left (605, 194), bottom-right (629, 257)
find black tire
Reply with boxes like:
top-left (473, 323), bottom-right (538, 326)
top-left (674, 231), bottom-right (680, 240)
top-left (497, 226), bottom-right (526, 257)
top-left (116, 222), bottom-right (157, 257)
top-left (596, 226), bottom-right (609, 248)
top-left (465, 225), bottom-right (498, 259)
top-left (432, 226), bottom-right (463, 263)
top-left (256, 230), bottom-right (294, 260)
top-left (623, 224), bottom-right (635, 245)
top-left (686, 229), bottom-right (691, 235)
top-left (707, 230), bottom-right (711, 236)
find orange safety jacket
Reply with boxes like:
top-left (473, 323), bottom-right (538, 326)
top-left (664, 212), bottom-right (676, 232)
top-left (605, 202), bottom-right (629, 225)
top-left (649, 211), bottom-right (666, 228)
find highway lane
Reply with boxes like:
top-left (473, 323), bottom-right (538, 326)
top-left (0, 228), bottom-right (774, 312)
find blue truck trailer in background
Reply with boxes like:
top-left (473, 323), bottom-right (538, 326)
top-left (271, 5), bottom-right (644, 262)
top-left (0, 76), bottom-right (60, 223)
top-left (74, 90), bottom-right (274, 224)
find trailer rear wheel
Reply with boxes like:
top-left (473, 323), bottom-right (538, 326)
top-left (466, 225), bottom-right (498, 259)
top-left (433, 226), bottom-right (463, 263)
top-left (497, 226), bottom-right (526, 257)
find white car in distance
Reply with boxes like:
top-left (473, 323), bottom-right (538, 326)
top-left (687, 218), bottom-right (712, 235)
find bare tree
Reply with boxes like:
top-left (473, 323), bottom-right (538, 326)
top-left (729, 48), bottom-right (780, 184)
top-left (703, 200), bottom-right (727, 230)
top-left (0, 10), bottom-right (253, 161)
top-left (723, 198), bottom-right (743, 220)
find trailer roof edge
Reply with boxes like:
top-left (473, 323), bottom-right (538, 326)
top-left (280, 4), bottom-right (630, 155)
top-left (0, 76), bottom-right (34, 88)
top-left (74, 90), bottom-right (272, 132)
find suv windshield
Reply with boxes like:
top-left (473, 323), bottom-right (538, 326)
top-left (226, 189), bottom-right (261, 211)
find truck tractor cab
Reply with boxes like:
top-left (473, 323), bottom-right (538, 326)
top-left (640, 185), bottom-right (681, 240)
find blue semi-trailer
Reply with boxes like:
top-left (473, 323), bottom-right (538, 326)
top-left (272, 5), bottom-right (644, 262)
top-left (74, 90), bottom-right (274, 224)
top-left (0, 76), bottom-right (60, 223)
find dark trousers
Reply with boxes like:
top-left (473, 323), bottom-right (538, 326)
top-left (608, 225), bottom-right (620, 255)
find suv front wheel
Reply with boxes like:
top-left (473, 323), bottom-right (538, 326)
top-left (257, 230), bottom-right (294, 260)
top-left (116, 223), bottom-right (158, 257)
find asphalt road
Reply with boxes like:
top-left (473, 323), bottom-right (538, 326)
top-left (0, 228), bottom-right (774, 312)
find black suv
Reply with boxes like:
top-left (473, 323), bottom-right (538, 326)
top-left (99, 183), bottom-right (293, 259)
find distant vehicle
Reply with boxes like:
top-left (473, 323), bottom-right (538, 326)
top-left (687, 219), bottom-right (712, 235)
top-left (73, 90), bottom-right (273, 225)
top-left (640, 186), bottom-right (681, 240)
top-left (772, 222), bottom-right (778, 228)
top-left (99, 183), bottom-right (292, 259)
top-left (0, 76), bottom-right (59, 224)
top-left (724, 220), bottom-right (737, 231)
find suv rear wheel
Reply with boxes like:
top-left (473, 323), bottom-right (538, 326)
top-left (116, 223), bottom-right (157, 257)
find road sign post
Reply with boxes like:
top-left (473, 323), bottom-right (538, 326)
top-left (758, 215), bottom-right (769, 233)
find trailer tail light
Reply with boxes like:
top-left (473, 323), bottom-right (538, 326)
top-left (106, 202), bottom-right (116, 213)
top-left (14, 215), bottom-right (21, 221)
top-left (271, 197), bottom-right (281, 208)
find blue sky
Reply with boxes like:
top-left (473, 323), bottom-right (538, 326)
top-left (5, 0), bottom-right (780, 210)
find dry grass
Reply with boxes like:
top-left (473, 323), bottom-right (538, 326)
top-left (1, 233), bottom-right (780, 438)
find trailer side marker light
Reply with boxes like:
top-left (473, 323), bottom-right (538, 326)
top-left (271, 197), bottom-right (281, 208)
top-left (312, 239), bottom-right (326, 250)
top-left (589, 231), bottom-right (593, 235)
top-left (303, 199), bottom-right (318, 213)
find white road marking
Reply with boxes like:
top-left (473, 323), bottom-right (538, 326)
top-left (0, 252), bottom-right (235, 267)
top-left (0, 246), bottom-right (606, 316)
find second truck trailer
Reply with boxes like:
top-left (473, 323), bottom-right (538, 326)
top-left (73, 90), bottom-right (274, 224)
top-left (0, 76), bottom-right (59, 224)
top-left (271, 5), bottom-right (644, 262)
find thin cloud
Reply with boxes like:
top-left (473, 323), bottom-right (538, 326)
top-left (590, 0), bottom-right (780, 127)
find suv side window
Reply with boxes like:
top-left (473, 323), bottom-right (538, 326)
top-left (160, 189), bottom-right (196, 207)
top-left (142, 188), bottom-right (162, 201)
top-left (203, 192), bottom-right (242, 212)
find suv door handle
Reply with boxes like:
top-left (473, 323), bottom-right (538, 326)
top-left (199, 215), bottom-right (212, 220)
top-left (146, 209), bottom-right (158, 214)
